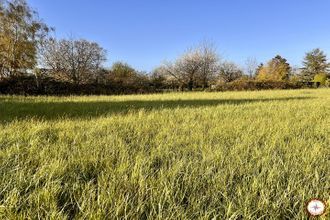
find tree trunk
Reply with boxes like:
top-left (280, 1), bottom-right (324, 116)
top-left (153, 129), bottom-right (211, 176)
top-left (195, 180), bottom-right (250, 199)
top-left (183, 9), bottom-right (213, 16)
top-left (188, 79), bottom-right (193, 91)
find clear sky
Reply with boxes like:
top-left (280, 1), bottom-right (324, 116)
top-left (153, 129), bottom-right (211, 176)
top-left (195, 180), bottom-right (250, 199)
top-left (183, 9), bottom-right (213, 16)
top-left (28, 0), bottom-right (330, 71)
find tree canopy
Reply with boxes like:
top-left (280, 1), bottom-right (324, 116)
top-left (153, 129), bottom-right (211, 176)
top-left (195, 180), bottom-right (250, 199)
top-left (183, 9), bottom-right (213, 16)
top-left (0, 0), bottom-right (50, 78)
top-left (256, 55), bottom-right (291, 81)
top-left (301, 48), bottom-right (330, 81)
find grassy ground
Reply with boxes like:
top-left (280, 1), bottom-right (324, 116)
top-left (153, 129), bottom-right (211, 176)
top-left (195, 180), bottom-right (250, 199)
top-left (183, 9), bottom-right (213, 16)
top-left (0, 89), bottom-right (329, 219)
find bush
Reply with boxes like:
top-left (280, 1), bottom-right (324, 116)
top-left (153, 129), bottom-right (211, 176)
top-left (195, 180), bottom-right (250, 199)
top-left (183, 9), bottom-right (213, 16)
top-left (313, 73), bottom-right (328, 86)
top-left (212, 79), bottom-right (304, 91)
top-left (0, 76), bottom-right (317, 95)
top-left (0, 76), bottom-right (159, 95)
top-left (326, 79), bottom-right (330, 87)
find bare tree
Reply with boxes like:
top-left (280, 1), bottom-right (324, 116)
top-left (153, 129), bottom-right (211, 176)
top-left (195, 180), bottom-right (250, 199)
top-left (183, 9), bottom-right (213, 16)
top-left (160, 61), bottom-right (185, 90)
top-left (197, 41), bottom-right (221, 88)
top-left (245, 57), bottom-right (258, 78)
top-left (218, 61), bottom-right (243, 83)
top-left (175, 48), bottom-right (202, 90)
top-left (40, 38), bottom-right (106, 84)
top-left (161, 42), bottom-right (220, 90)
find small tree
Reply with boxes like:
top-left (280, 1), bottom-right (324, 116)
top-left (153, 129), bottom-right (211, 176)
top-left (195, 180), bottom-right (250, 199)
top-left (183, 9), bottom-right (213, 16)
top-left (176, 48), bottom-right (203, 91)
top-left (301, 48), bottom-right (329, 82)
top-left (245, 57), bottom-right (258, 78)
top-left (0, 0), bottom-right (50, 78)
top-left (151, 66), bottom-right (173, 89)
top-left (162, 42), bottom-right (220, 90)
top-left (197, 41), bottom-right (220, 88)
top-left (109, 62), bottom-right (138, 85)
top-left (256, 55), bottom-right (291, 81)
top-left (218, 61), bottom-right (243, 83)
top-left (40, 38), bottom-right (106, 84)
top-left (313, 73), bottom-right (328, 86)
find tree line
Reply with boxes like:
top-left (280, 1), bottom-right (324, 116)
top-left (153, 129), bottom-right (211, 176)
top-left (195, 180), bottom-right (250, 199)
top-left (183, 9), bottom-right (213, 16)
top-left (1, 0), bottom-right (329, 95)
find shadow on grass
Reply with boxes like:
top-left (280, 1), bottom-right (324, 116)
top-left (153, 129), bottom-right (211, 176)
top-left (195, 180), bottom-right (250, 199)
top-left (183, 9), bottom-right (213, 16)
top-left (0, 97), bottom-right (311, 123)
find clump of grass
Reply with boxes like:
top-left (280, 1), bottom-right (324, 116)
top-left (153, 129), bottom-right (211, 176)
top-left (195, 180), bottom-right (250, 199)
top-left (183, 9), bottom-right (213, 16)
top-left (0, 89), bottom-right (329, 219)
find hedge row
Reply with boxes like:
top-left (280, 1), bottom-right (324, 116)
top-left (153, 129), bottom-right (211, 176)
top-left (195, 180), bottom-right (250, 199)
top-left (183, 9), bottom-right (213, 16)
top-left (0, 76), bottom-right (159, 95)
top-left (212, 80), bottom-right (311, 91)
top-left (0, 76), bottom-right (318, 95)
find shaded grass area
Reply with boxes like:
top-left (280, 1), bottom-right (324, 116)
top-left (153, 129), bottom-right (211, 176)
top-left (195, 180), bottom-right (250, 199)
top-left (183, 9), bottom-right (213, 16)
top-left (0, 89), bottom-right (329, 219)
top-left (1, 96), bottom-right (311, 122)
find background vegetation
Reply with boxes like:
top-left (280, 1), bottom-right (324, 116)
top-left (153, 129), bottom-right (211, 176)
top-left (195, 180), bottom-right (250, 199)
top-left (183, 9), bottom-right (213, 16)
top-left (0, 89), bottom-right (329, 219)
top-left (1, 0), bottom-right (330, 95)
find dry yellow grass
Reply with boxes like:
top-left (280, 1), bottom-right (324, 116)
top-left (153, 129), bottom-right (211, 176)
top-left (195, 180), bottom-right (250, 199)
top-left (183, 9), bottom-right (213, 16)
top-left (0, 89), bottom-right (329, 219)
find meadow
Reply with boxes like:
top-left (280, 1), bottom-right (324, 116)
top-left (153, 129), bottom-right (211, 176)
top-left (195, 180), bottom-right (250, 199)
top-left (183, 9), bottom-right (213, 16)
top-left (0, 89), bottom-right (329, 219)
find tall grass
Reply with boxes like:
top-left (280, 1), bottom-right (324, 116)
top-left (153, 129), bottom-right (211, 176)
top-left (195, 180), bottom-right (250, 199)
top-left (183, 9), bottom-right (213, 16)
top-left (0, 89), bottom-right (329, 219)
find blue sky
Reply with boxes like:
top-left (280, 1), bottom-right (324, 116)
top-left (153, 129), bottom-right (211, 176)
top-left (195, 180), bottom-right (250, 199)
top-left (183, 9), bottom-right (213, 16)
top-left (28, 0), bottom-right (330, 71)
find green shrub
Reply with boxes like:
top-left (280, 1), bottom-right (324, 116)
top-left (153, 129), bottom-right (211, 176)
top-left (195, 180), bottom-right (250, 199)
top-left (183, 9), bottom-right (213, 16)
top-left (313, 73), bottom-right (328, 86)
top-left (212, 79), bottom-right (303, 91)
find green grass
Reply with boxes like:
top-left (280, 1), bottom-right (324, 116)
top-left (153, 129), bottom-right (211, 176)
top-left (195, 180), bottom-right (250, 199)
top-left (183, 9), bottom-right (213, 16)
top-left (0, 89), bottom-right (329, 219)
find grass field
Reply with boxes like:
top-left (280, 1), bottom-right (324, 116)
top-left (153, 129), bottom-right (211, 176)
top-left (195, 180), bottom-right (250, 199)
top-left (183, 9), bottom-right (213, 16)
top-left (0, 89), bottom-right (329, 219)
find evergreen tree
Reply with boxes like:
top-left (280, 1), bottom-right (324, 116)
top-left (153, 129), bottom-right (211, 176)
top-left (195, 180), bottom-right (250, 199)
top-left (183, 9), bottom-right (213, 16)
top-left (301, 48), bottom-right (329, 81)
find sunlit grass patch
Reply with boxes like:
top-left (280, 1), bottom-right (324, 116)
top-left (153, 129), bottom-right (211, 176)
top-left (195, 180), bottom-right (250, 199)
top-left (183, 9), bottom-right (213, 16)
top-left (0, 89), bottom-right (329, 219)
